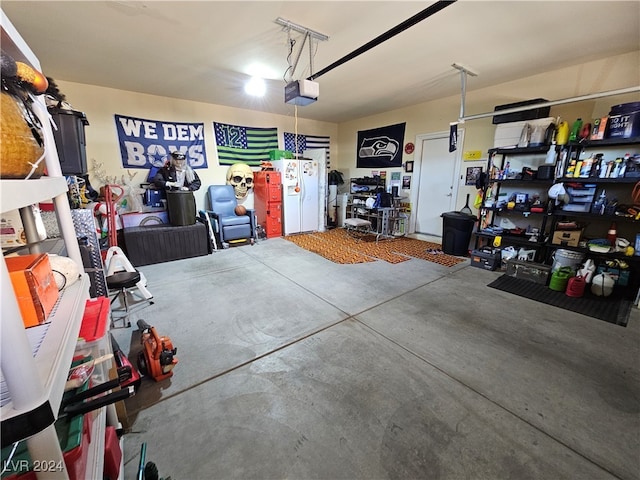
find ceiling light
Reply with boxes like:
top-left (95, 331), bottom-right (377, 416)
top-left (244, 77), bottom-right (266, 97)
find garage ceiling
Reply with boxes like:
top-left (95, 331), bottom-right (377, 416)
top-left (2, 1), bottom-right (639, 123)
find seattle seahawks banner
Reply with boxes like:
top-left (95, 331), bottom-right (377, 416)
top-left (214, 122), bottom-right (278, 166)
top-left (356, 122), bottom-right (405, 168)
top-left (114, 114), bottom-right (208, 169)
top-left (284, 132), bottom-right (331, 168)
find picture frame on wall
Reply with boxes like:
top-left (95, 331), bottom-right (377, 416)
top-left (402, 176), bottom-right (411, 189)
top-left (404, 161), bottom-right (414, 173)
top-left (465, 166), bottom-right (483, 186)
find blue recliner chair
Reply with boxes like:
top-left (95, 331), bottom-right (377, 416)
top-left (205, 185), bottom-right (256, 248)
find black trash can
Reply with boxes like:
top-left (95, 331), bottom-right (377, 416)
top-left (166, 190), bottom-right (196, 226)
top-left (441, 211), bottom-right (476, 256)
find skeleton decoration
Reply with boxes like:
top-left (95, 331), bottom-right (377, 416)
top-left (226, 162), bottom-right (254, 199)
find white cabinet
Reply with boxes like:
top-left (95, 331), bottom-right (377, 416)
top-left (1, 10), bottom-right (93, 479)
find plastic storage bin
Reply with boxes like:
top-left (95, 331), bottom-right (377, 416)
top-left (441, 211), bottom-right (476, 256)
top-left (75, 297), bottom-right (110, 356)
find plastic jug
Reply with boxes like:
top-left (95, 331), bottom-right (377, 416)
top-left (566, 275), bottom-right (586, 297)
top-left (556, 121), bottom-right (569, 145)
top-left (576, 259), bottom-right (596, 283)
top-left (549, 266), bottom-right (573, 292)
top-left (591, 272), bottom-right (615, 297)
top-left (569, 118), bottom-right (583, 142)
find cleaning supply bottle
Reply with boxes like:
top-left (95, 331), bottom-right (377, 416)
top-left (556, 121), bottom-right (570, 145)
top-left (610, 157), bottom-right (623, 178)
top-left (592, 189), bottom-right (607, 215)
top-left (545, 141), bottom-right (557, 164)
top-left (607, 222), bottom-right (617, 245)
top-left (565, 156), bottom-right (577, 177)
top-left (573, 156), bottom-right (584, 177)
top-left (579, 154), bottom-right (594, 177)
top-left (555, 148), bottom-right (568, 179)
top-left (569, 118), bottom-right (583, 142)
top-left (590, 153), bottom-right (604, 177)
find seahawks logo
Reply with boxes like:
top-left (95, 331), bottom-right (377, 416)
top-left (358, 136), bottom-right (399, 162)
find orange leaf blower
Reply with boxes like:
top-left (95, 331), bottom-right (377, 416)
top-left (136, 319), bottom-right (178, 382)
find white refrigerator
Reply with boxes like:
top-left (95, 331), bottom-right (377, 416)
top-left (273, 149), bottom-right (325, 235)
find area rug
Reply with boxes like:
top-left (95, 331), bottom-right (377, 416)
top-left (284, 229), bottom-right (466, 267)
top-left (487, 275), bottom-right (633, 327)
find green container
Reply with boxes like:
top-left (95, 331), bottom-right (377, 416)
top-left (549, 266), bottom-right (573, 292)
top-left (268, 149), bottom-right (294, 160)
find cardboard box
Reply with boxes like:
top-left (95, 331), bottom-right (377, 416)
top-left (551, 230), bottom-right (582, 247)
top-left (470, 248), bottom-right (501, 271)
top-left (6, 253), bottom-right (59, 327)
top-left (505, 259), bottom-right (551, 285)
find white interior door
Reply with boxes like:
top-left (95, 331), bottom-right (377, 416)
top-left (413, 133), bottom-right (462, 236)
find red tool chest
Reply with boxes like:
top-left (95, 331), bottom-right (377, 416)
top-left (254, 171), bottom-right (283, 238)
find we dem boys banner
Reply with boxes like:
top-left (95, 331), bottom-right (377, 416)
top-left (356, 122), bottom-right (405, 168)
top-left (114, 114), bottom-right (208, 169)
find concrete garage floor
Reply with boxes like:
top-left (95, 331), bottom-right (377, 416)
top-left (111, 235), bottom-right (640, 480)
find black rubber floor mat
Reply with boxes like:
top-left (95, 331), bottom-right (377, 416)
top-left (487, 275), bottom-right (633, 327)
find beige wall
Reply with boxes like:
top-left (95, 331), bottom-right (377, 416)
top-left (57, 50), bottom-right (638, 216)
top-left (334, 51), bottom-right (639, 212)
top-left (55, 80), bottom-right (338, 210)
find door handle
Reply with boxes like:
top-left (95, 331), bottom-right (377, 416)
top-left (446, 193), bottom-right (452, 197)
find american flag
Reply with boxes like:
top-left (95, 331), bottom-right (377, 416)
top-left (284, 132), bottom-right (331, 168)
top-left (213, 122), bottom-right (278, 166)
